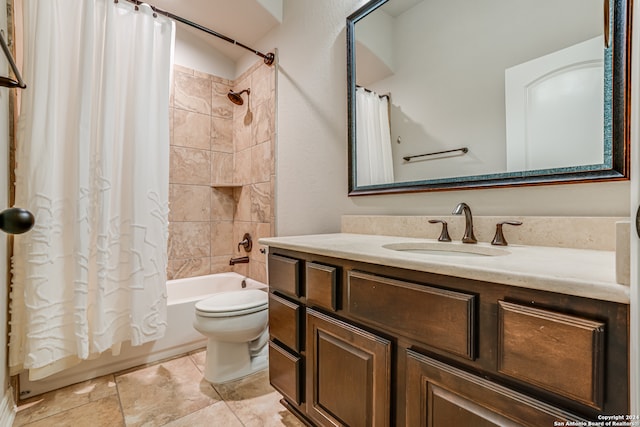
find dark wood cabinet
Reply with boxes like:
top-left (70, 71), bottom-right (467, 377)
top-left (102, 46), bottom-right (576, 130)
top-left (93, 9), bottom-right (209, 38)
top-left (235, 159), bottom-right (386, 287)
top-left (497, 301), bottom-right (606, 409)
top-left (306, 308), bottom-right (391, 427)
top-left (405, 350), bottom-right (587, 427)
top-left (269, 293), bottom-right (303, 352)
top-left (268, 253), bottom-right (301, 297)
top-left (347, 270), bottom-right (477, 360)
top-left (266, 248), bottom-right (629, 426)
top-left (269, 342), bottom-right (302, 405)
top-left (306, 262), bottom-right (338, 311)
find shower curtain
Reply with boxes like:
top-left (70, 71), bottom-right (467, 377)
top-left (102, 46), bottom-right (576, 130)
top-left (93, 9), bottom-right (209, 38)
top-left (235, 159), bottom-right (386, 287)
top-left (10, 0), bottom-right (174, 380)
top-left (356, 87), bottom-right (394, 185)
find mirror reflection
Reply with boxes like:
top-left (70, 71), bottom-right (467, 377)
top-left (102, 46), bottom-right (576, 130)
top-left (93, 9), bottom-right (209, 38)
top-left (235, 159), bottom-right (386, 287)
top-left (348, 0), bottom-right (629, 194)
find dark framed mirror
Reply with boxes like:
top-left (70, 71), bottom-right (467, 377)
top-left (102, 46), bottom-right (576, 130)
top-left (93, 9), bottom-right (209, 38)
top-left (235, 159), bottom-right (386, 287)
top-left (347, 0), bottom-right (630, 196)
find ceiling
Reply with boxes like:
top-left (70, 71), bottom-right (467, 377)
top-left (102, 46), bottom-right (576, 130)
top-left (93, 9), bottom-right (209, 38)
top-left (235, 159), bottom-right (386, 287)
top-left (381, 0), bottom-right (424, 17)
top-left (147, 0), bottom-right (422, 62)
top-left (151, 0), bottom-right (281, 61)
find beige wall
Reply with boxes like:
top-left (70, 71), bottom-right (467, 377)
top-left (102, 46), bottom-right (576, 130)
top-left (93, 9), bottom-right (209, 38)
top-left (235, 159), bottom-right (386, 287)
top-left (235, 0), bottom-right (631, 238)
top-left (167, 61), bottom-right (275, 283)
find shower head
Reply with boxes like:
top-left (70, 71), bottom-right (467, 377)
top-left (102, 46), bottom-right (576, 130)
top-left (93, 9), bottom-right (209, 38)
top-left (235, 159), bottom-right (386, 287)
top-left (227, 88), bottom-right (250, 105)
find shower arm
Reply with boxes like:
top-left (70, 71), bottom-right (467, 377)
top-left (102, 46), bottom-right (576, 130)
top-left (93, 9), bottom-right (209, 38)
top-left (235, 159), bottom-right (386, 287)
top-left (121, 0), bottom-right (275, 66)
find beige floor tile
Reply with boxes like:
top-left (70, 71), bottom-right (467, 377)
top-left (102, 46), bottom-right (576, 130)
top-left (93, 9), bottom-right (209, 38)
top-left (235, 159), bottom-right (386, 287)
top-left (14, 352), bottom-right (305, 427)
top-left (14, 375), bottom-right (118, 426)
top-left (17, 395), bottom-right (124, 427)
top-left (189, 349), bottom-right (206, 373)
top-left (215, 370), bottom-right (305, 427)
top-left (116, 355), bottom-right (222, 427)
top-left (163, 401), bottom-right (243, 427)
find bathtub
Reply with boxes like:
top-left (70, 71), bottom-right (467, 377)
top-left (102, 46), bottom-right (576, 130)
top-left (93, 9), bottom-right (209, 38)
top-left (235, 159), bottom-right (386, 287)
top-left (18, 272), bottom-right (267, 398)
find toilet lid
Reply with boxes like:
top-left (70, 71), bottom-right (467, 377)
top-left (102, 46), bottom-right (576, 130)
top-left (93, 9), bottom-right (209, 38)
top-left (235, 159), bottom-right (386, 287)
top-left (195, 289), bottom-right (268, 317)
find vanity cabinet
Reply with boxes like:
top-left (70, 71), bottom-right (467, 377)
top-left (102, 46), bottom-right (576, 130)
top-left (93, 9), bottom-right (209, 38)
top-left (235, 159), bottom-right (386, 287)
top-left (347, 271), bottom-right (477, 360)
top-left (266, 249), bottom-right (629, 426)
top-left (306, 308), bottom-right (391, 427)
top-left (405, 350), bottom-right (585, 426)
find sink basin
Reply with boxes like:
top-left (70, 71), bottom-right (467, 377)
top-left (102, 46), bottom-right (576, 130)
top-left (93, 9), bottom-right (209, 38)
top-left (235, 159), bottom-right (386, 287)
top-left (382, 242), bottom-right (510, 257)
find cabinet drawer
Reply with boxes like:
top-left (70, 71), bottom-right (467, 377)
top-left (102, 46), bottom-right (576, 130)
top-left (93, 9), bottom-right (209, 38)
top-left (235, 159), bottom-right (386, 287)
top-left (406, 349), bottom-right (586, 426)
top-left (347, 271), bottom-right (477, 360)
top-left (498, 301), bottom-right (606, 409)
top-left (268, 253), bottom-right (301, 297)
top-left (269, 293), bottom-right (303, 352)
top-left (269, 342), bottom-right (302, 406)
top-left (306, 262), bottom-right (338, 311)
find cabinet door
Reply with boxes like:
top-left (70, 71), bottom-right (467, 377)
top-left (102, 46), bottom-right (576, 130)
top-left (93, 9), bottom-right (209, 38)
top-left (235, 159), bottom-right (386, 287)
top-left (406, 350), bottom-right (586, 427)
top-left (306, 308), bottom-right (391, 427)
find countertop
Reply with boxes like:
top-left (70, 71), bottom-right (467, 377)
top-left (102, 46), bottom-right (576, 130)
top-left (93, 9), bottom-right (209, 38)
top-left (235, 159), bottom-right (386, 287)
top-left (259, 233), bottom-right (630, 304)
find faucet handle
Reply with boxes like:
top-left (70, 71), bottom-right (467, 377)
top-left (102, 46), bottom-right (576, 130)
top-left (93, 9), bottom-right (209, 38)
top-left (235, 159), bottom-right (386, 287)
top-left (428, 219), bottom-right (452, 242)
top-left (491, 221), bottom-right (523, 246)
top-left (238, 233), bottom-right (253, 252)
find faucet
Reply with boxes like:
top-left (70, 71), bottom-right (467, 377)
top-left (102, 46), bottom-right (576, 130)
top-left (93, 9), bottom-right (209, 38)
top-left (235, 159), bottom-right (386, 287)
top-left (452, 202), bottom-right (477, 243)
top-left (229, 256), bottom-right (250, 265)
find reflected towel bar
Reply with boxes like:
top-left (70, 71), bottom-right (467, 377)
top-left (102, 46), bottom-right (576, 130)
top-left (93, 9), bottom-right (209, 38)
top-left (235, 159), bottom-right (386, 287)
top-left (403, 147), bottom-right (468, 162)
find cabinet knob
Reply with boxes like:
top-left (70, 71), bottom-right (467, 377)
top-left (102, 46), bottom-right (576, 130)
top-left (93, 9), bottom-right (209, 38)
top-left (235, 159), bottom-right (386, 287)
top-left (491, 221), bottom-right (522, 246)
top-left (0, 207), bottom-right (35, 235)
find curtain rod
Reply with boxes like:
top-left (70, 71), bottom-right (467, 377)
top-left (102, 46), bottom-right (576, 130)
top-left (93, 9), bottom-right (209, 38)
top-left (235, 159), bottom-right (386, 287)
top-left (0, 31), bottom-right (26, 89)
top-left (121, 0), bottom-right (275, 66)
top-left (356, 85), bottom-right (389, 99)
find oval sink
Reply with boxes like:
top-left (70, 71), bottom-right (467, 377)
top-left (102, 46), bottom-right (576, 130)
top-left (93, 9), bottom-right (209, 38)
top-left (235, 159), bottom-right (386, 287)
top-left (382, 242), bottom-right (509, 257)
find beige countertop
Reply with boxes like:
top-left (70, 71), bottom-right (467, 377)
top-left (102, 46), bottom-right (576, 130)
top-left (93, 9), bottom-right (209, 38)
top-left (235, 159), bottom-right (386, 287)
top-left (259, 233), bottom-right (630, 304)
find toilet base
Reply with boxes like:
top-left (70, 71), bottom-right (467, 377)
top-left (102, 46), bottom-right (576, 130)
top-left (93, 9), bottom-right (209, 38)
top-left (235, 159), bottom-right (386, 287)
top-left (203, 336), bottom-right (268, 384)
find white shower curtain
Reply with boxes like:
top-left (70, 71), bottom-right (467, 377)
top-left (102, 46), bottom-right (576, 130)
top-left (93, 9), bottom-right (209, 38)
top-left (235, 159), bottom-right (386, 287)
top-left (356, 87), bottom-right (394, 185)
top-left (10, 0), bottom-right (174, 380)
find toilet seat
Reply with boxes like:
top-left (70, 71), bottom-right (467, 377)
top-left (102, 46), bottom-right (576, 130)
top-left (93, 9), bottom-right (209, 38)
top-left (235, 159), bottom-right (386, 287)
top-left (195, 289), bottom-right (268, 318)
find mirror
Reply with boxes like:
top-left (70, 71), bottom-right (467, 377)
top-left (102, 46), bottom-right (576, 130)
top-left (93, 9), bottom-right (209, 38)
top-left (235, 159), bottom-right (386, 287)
top-left (347, 0), bottom-right (630, 195)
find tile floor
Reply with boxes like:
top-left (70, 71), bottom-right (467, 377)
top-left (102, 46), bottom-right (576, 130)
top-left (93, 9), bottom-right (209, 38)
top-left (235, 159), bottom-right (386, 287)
top-left (13, 350), bottom-right (305, 427)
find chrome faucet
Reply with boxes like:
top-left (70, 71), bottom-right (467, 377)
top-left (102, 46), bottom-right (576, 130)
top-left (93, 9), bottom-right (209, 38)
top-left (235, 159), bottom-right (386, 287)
top-left (452, 202), bottom-right (477, 243)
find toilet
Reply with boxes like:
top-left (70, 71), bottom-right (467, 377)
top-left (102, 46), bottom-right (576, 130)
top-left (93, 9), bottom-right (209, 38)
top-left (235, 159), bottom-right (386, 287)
top-left (193, 289), bottom-right (269, 384)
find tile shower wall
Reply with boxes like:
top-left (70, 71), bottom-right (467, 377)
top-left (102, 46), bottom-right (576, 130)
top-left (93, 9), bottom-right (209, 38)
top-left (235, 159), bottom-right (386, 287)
top-left (168, 61), bottom-right (275, 283)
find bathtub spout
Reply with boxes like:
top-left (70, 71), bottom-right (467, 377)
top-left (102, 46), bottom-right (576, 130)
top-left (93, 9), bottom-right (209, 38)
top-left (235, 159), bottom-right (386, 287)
top-left (229, 256), bottom-right (250, 265)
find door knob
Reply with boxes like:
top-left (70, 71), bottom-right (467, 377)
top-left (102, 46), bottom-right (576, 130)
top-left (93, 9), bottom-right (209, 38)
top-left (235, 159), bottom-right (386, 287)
top-left (0, 207), bottom-right (35, 234)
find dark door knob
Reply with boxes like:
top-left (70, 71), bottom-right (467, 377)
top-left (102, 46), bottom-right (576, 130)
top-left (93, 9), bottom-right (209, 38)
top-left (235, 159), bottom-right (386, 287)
top-left (0, 208), bottom-right (35, 234)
